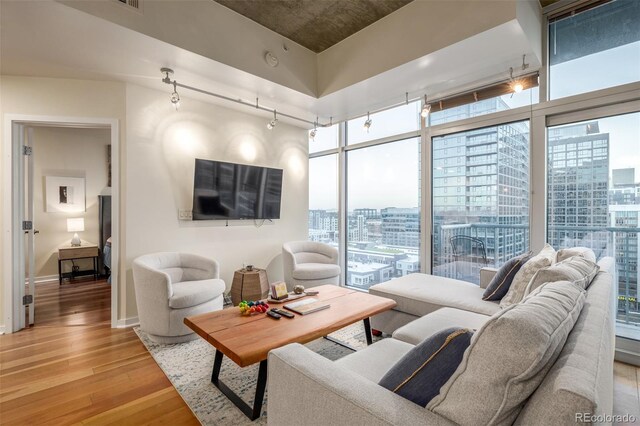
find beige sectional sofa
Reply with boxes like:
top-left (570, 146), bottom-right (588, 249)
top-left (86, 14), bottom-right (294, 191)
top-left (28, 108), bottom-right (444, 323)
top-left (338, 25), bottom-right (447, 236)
top-left (267, 254), bottom-right (615, 425)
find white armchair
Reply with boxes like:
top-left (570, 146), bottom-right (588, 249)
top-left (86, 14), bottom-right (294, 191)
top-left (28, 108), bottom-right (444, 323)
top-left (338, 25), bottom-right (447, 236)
top-left (282, 241), bottom-right (340, 291)
top-left (132, 252), bottom-right (225, 343)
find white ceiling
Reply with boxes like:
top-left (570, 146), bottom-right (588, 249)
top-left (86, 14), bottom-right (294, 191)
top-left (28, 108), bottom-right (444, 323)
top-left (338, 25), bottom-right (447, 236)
top-left (1, 0), bottom-right (541, 128)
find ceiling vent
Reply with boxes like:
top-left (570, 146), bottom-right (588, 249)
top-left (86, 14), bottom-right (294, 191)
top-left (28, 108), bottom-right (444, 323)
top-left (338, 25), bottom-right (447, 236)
top-left (115, 0), bottom-right (142, 12)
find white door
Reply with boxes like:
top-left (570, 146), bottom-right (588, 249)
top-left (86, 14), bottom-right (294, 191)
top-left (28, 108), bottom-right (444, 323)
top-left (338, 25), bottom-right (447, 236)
top-left (21, 126), bottom-right (36, 326)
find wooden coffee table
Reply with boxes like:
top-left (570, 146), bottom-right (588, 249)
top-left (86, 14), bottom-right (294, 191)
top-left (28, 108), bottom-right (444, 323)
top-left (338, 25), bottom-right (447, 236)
top-left (184, 284), bottom-right (396, 420)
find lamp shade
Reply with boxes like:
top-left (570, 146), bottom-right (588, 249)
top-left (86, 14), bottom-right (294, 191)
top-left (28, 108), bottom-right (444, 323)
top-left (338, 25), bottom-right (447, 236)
top-left (67, 217), bottom-right (85, 233)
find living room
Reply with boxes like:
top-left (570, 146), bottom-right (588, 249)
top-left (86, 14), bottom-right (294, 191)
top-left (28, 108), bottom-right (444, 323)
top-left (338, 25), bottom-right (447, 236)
top-left (1, 0), bottom-right (639, 424)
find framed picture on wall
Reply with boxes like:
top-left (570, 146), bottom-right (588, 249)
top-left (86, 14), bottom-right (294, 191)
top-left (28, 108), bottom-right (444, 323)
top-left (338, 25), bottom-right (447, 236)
top-left (45, 176), bottom-right (86, 213)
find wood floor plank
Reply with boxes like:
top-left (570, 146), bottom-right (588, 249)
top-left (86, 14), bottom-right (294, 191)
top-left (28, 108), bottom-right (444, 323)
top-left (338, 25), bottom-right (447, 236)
top-left (0, 278), bottom-right (197, 425)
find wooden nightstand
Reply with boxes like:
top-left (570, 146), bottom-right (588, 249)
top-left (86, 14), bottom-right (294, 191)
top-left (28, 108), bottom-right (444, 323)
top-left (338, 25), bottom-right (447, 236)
top-left (58, 242), bottom-right (100, 285)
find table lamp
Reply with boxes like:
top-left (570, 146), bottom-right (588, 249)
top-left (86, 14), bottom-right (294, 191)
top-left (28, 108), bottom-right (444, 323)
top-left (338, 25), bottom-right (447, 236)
top-left (67, 217), bottom-right (84, 246)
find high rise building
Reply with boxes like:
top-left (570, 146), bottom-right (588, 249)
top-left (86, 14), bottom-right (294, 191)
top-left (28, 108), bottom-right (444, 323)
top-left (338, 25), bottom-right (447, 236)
top-left (609, 167), bottom-right (640, 325)
top-left (353, 208), bottom-right (379, 220)
top-left (611, 168), bottom-right (638, 205)
top-left (610, 205), bottom-right (640, 324)
top-left (432, 98), bottom-right (530, 282)
top-left (547, 121), bottom-right (610, 251)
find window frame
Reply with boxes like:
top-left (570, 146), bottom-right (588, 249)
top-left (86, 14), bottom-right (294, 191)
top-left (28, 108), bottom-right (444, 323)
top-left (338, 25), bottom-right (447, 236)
top-left (307, 1), bottom-right (640, 359)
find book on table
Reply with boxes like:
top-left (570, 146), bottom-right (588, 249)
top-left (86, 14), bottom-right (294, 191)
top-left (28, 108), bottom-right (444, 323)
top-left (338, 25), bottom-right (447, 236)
top-left (283, 297), bottom-right (330, 315)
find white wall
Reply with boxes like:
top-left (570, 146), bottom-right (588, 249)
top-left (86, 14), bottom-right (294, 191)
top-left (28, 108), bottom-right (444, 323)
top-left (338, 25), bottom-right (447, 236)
top-left (1, 76), bottom-right (309, 327)
top-left (124, 84), bottom-right (308, 318)
top-left (32, 127), bottom-right (110, 278)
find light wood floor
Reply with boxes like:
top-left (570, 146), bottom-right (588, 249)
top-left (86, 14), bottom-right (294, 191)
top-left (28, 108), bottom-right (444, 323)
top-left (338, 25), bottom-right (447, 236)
top-left (0, 324), bottom-right (199, 424)
top-left (1, 280), bottom-right (638, 424)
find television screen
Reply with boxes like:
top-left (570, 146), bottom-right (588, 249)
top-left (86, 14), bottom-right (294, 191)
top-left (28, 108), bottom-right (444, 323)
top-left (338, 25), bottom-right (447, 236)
top-left (192, 159), bottom-right (283, 220)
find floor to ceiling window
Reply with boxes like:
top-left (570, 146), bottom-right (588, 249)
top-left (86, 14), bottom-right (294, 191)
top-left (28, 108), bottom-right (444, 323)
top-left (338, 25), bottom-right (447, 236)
top-left (547, 112), bottom-right (640, 338)
top-left (346, 137), bottom-right (421, 290)
top-left (548, 0), bottom-right (640, 100)
top-left (432, 117), bottom-right (531, 284)
top-left (308, 154), bottom-right (338, 245)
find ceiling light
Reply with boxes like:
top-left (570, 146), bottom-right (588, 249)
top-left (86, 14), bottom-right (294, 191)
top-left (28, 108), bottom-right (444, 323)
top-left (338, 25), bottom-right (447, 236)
top-left (421, 94), bottom-right (431, 118)
top-left (363, 112), bottom-right (372, 132)
top-left (509, 55), bottom-right (529, 94)
top-left (267, 110), bottom-right (278, 130)
top-left (170, 81), bottom-right (180, 110)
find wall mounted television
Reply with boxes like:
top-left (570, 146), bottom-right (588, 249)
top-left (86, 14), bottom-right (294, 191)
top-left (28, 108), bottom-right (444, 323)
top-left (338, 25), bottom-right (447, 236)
top-left (192, 158), bottom-right (283, 220)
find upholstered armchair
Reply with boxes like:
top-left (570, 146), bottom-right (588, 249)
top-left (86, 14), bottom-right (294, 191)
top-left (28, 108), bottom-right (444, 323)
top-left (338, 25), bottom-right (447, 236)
top-left (132, 252), bottom-right (225, 343)
top-left (282, 241), bottom-right (341, 291)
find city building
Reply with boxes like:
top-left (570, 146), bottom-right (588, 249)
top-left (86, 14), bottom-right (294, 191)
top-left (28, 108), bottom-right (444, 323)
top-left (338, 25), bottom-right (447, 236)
top-left (432, 98), bottom-right (530, 283)
top-left (611, 205), bottom-right (640, 325)
top-left (381, 207), bottom-right (420, 247)
top-left (547, 122), bottom-right (610, 252)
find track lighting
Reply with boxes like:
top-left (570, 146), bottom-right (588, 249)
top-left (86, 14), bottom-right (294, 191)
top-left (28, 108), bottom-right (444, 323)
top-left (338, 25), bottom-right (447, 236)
top-left (161, 68), bottom-right (180, 110)
top-left (509, 67), bottom-right (524, 94)
top-left (170, 81), bottom-right (180, 110)
top-left (509, 55), bottom-right (529, 94)
top-left (309, 118), bottom-right (318, 140)
top-left (267, 110), bottom-right (278, 130)
top-left (363, 112), bottom-right (372, 132)
top-left (421, 94), bottom-right (431, 118)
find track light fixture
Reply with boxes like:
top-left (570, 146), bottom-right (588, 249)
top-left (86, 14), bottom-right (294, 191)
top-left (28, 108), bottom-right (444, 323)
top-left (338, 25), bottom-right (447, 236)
top-left (170, 81), bottom-right (181, 110)
top-left (509, 54), bottom-right (529, 94)
top-left (267, 110), bottom-right (278, 130)
top-left (161, 68), bottom-right (180, 110)
top-left (309, 118), bottom-right (318, 140)
top-left (421, 94), bottom-right (431, 118)
top-left (363, 112), bottom-right (372, 132)
top-left (510, 67), bottom-right (524, 94)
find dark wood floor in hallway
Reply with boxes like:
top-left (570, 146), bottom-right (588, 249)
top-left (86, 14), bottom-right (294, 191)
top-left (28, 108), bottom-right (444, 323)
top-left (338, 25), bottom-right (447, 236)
top-left (34, 278), bottom-right (111, 326)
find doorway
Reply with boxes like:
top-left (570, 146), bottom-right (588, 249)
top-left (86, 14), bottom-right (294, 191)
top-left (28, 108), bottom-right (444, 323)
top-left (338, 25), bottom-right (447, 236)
top-left (3, 115), bottom-right (120, 333)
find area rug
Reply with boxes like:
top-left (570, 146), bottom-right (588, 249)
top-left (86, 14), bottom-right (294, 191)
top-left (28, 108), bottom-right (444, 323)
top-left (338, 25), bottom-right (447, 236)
top-left (135, 322), bottom-right (380, 425)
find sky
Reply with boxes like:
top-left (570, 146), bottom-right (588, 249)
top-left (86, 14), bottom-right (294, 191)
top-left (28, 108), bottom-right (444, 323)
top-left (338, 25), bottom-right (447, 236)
top-left (310, 41), bottom-right (640, 211)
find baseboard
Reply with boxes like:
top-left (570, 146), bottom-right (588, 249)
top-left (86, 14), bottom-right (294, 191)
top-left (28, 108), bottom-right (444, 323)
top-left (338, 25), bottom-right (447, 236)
top-left (0, 325), bottom-right (5, 335)
top-left (116, 316), bottom-right (139, 328)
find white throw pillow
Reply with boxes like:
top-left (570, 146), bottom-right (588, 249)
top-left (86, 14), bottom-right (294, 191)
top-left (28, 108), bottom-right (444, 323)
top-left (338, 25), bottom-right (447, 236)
top-left (556, 246), bottom-right (597, 263)
top-left (500, 244), bottom-right (556, 308)
top-left (524, 256), bottom-right (600, 297)
top-left (428, 281), bottom-right (585, 426)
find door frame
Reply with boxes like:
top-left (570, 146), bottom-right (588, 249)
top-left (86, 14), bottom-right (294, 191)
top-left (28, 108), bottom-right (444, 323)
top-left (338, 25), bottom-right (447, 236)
top-left (3, 114), bottom-right (120, 332)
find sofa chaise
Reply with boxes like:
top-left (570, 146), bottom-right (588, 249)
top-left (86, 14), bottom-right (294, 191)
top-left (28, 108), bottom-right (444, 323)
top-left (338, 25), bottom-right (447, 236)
top-left (267, 252), bottom-right (615, 425)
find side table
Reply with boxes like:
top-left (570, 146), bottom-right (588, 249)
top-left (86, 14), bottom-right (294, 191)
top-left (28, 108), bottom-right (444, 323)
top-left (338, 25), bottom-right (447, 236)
top-left (58, 242), bottom-right (99, 285)
top-left (230, 268), bottom-right (269, 306)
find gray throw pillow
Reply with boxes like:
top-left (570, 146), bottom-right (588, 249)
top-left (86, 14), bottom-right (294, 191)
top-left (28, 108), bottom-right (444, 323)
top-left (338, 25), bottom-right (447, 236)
top-left (378, 327), bottom-right (473, 407)
top-left (482, 252), bottom-right (532, 301)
